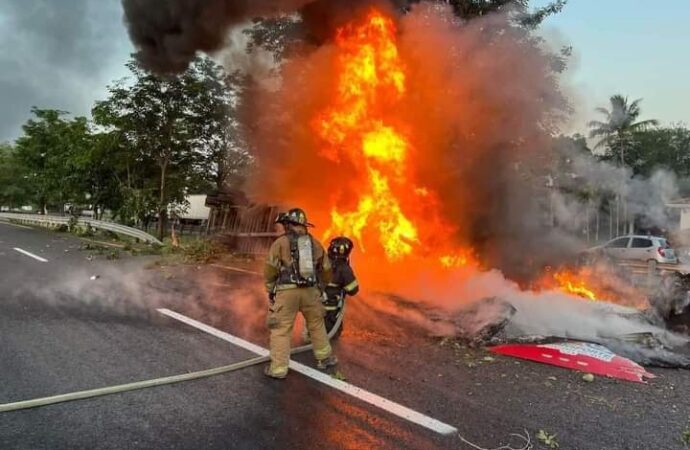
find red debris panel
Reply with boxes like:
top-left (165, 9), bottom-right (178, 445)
top-left (490, 342), bottom-right (656, 383)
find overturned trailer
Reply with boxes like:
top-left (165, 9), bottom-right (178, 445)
top-left (205, 191), bottom-right (281, 254)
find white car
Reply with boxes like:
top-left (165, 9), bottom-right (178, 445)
top-left (588, 235), bottom-right (678, 266)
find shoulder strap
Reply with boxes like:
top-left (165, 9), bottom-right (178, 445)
top-left (287, 231), bottom-right (300, 273)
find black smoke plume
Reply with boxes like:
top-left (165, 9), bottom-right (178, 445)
top-left (122, 0), bottom-right (405, 73)
top-left (121, 0), bottom-right (318, 73)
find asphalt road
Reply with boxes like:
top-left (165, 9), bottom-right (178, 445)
top-left (1, 221), bottom-right (690, 450)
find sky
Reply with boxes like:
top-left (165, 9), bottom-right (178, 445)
top-left (0, 0), bottom-right (132, 142)
top-left (0, 0), bottom-right (689, 142)
top-left (533, 0), bottom-right (690, 133)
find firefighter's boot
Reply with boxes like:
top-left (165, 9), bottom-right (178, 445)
top-left (264, 365), bottom-right (287, 380)
top-left (316, 355), bottom-right (338, 370)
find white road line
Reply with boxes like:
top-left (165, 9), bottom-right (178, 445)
top-left (158, 308), bottom-right (458, 436)
top-left (13, 247), bottom-right (48, 262)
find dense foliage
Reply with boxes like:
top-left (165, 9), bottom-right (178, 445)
top-left (0, 56), bottom-right (249, 239)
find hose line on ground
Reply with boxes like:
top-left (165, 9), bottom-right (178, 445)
top-left (0, 304), bottom-right (346, 413)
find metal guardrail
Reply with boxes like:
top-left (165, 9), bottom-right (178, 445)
top-left (616, 260), bottom-right (690, 276)
top-left (0, 213), bottom-right (163, 245)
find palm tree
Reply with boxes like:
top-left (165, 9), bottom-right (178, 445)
top-left (588, 95), bottom-right (658, 236)
top-left (588, 95), bottom-right (658, 166)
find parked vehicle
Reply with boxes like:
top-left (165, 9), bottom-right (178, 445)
top-left (586, 235), bottom-right (678, 266)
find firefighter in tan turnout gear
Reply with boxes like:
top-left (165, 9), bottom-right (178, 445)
top-left (264, 208), bottom-right (337, 379)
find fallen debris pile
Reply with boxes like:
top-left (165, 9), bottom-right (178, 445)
top-left (452, 295), bottom-right (690, 377)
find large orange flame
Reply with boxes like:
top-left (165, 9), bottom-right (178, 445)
top-left (535, 267), bottom-right (611, 302)
top-left (552, 269), bottom-right (599, 301)
top-left (314, 9), bottom-right (472, 268)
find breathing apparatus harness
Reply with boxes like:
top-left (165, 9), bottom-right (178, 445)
top-left (277, 229), bottom-right (320, 288)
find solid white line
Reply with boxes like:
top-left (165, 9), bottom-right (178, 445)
top-left (13, 247), bottom-right (48, 262)
top-left (157, 308), bottom-right (458, 436)
top-left (159, 308), bottom-right (269, 356)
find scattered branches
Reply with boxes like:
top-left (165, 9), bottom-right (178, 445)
top-left (458, 429), bottom-right (533, 450)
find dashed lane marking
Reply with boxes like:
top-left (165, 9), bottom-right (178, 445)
top-left (13, 247), bottom-right (48, 262)
top-left (158, 308), bottom-right (458, 436)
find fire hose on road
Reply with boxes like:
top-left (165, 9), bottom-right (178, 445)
top-left (0, 305), bottom-right (345, 413)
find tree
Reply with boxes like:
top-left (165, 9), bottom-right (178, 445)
top-left (587, 95), bottom-right (659, 235)
top-left (187, 58), bottom-right (252, 193)
top-left (244, 15), bottom-right (303, 62)
top-left (407, 0), bottom-right (566, 27)
top-left (13, 108), bottom-right (94, 213)
top-left (68, 131), bottom-right (126, 219)
top-left (0, 143), bottom-right (31, 209)
top-left (94, 61), bottom-right (200, 239)
top-left (93, 56), bottom-right (248, 238)
top-left (588, 95), bottom-right (658, 166)
top-left (625, 125), bottom-right (690, 178)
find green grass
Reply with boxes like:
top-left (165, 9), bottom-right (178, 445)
top-left (537, 430), bottom-right (559, 449)
top-left (682, 426), bottom-right (690, 447)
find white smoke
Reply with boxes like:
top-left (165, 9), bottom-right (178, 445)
top-left (215, 23), bottom-right (278, 83)
top-left (553, 142), bottom-right (679, 235)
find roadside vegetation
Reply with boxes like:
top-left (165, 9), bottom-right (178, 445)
top-left (0, 56), bottom-right (250, 241)
top-left (683, 425), bottom-right (690, 448)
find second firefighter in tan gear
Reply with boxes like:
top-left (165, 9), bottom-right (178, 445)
top-left (264, 208), bottom-right (335, 378)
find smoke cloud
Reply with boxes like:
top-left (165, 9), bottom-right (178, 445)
top-left (122, 0), bottom-right (409, 73)
top-left (553, 141), bottom-right (679, 234)
top-left (7, 259), bottom-right (271, 344)
top-left (121, 0), bottom-right (318, 73)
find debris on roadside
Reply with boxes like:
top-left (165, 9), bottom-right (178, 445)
top-left (681, 425), bottom-right (690, 448)
top-left (90, 275), bottom-right (99, 281)
top-left (453, 297), bottom-right (516, 347)
top-left (452, 296), bottom-right (690, 373)
top-left (582, 373), bottom-right (594, 382)
top-left (331, 371), bottom-right (347, 381)
top-left (536, 430), bottom-right (559, 449)
top-left (490, 342), bottom-right (656, 383)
